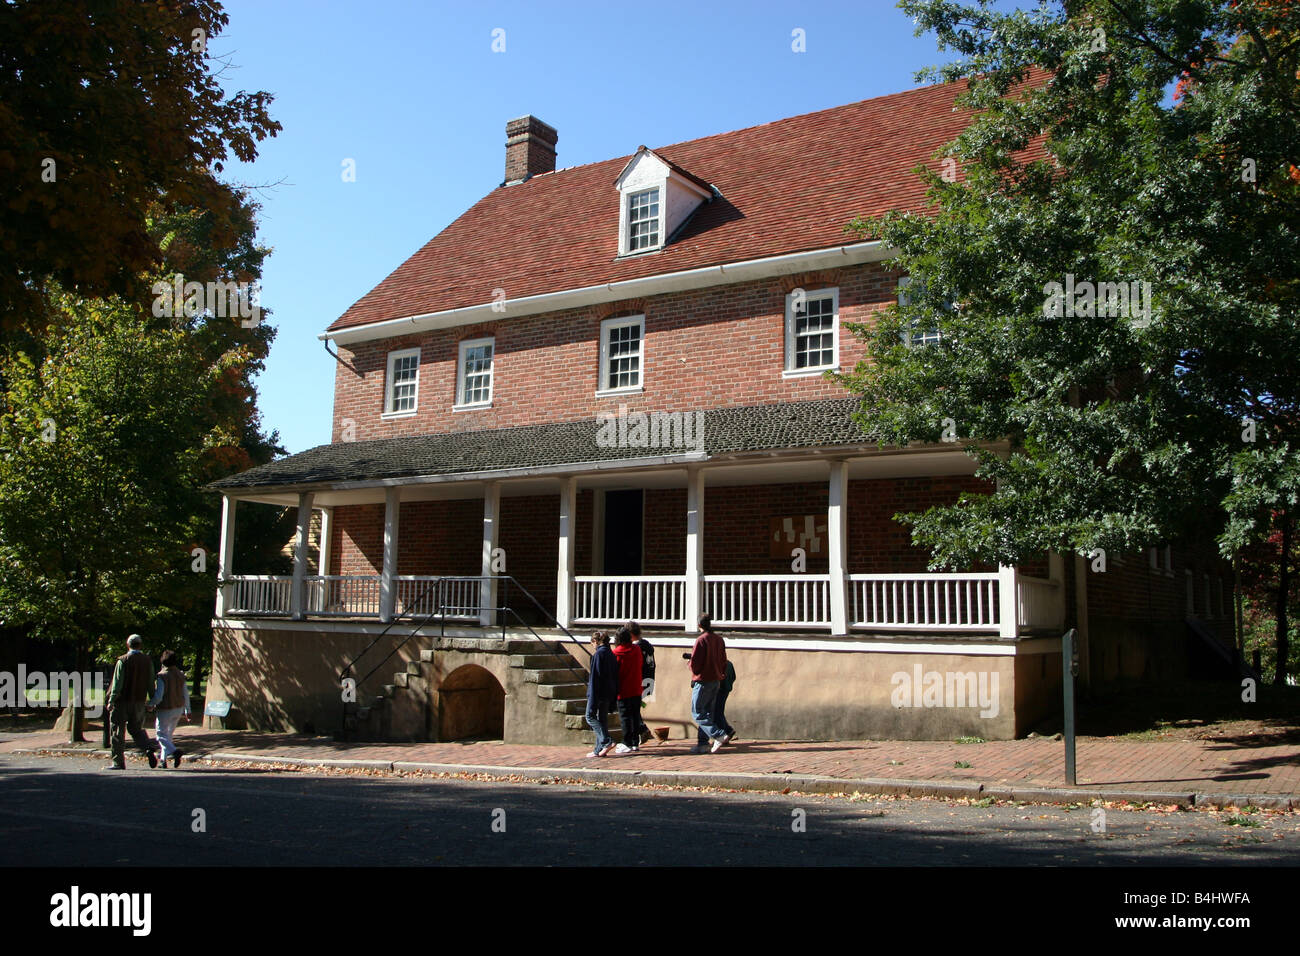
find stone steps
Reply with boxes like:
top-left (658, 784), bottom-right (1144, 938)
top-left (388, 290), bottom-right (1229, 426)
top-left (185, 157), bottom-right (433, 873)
top-left (345, 631), bottom-right (609, 745)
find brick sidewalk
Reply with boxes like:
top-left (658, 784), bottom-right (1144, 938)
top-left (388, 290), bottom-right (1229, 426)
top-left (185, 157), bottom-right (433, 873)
top-left (5, 726), bottom-right (1297, 801)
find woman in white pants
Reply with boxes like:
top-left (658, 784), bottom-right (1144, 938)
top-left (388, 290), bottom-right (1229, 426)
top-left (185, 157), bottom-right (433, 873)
top-left (150, 650), bottom-right (191, 768)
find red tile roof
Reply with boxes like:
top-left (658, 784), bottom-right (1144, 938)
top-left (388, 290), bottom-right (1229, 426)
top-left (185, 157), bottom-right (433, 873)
top-left (329, 80), bottom-right (983, 333)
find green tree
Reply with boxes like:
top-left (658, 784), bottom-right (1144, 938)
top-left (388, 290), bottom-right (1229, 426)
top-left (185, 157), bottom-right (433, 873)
top-left (0, 180), bottom-right (294, 737)
top-left (839, 0), bottom-right (1300, 682)
top-left (0, 0), bottom-right (281, 332)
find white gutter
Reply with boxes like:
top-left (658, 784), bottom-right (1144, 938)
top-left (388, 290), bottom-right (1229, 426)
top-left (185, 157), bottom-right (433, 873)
top-left (322, 240), bottom-right (892, 346)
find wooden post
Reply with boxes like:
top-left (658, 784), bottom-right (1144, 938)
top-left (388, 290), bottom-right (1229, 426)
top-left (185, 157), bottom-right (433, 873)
top-left (290, 491), bottom-right (316, 620)
top-left (480, 482), bottom-right (501, 627)
top-left (379, 487), bottom-right (400, 623)
top-left (827, 460), bottom-right (849, 635)
top-left (215, 495), bottom-right (238, 617)
top-left (684, 466), bottom-right (704, 632)
top-left (318, 506), bottom-right (334, 579)
top-left (997, 565), bottom-right (1019, 639)
top-left (556, 477), bottom-right (577, 628)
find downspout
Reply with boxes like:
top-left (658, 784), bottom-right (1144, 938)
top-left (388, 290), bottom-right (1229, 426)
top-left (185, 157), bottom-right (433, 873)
top-left (324, 338), bottom-right (363, 377)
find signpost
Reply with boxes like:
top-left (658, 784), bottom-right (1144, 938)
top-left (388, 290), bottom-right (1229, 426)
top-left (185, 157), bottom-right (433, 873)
top-left (204, 699), bottom-right (232, 730)
top-left (1062, 627), bottom-right (1078, 785)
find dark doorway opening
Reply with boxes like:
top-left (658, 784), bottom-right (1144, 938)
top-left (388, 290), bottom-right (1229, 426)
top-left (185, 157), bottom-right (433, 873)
top-left (437, 665), bottom-right (506, 741)
top-left (603, 489), bottom-right (643, 575)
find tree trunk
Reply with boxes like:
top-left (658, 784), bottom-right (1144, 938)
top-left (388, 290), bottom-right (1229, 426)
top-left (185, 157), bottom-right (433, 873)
top-left (1275, 505), bottom-right (1291, 687)
top-left (69, 637), bottom-right (85, 743)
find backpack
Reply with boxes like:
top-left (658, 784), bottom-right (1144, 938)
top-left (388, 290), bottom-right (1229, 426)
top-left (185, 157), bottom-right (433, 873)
top-left (639, 639), bottom-right (656, 680)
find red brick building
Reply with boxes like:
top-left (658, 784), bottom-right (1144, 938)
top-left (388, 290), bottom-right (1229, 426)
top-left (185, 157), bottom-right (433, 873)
top-left (207, 84), bottom-right (1235, 744)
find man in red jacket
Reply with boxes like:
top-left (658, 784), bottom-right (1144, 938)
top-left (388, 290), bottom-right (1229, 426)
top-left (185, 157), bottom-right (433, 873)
top-left (687, 614), bottom-right (730, 753)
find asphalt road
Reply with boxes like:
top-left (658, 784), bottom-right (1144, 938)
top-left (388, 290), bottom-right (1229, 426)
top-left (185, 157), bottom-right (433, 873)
top-left (0, 753), bottom-right (1296, 866)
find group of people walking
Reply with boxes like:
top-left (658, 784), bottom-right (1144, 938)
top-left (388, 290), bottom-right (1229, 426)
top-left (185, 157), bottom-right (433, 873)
top-left (105, 633), bottom-right (193, 770)
top-left (585, 614), bottom-right (736, 757)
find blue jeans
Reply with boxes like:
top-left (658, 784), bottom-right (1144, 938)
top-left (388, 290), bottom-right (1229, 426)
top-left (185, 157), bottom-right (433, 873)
top-left (585, 699), bottom-right (613, 751)
top-left (691, 681), bottom-right (726, 740)
top-left (697, 686), bottom-right (735, 744)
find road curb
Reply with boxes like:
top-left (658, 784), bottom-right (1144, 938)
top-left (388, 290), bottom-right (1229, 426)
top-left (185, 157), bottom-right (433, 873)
top-left (13, 747), bottom-right (1296, 810)
top-left (186, 751), bottom-right (1296, 809)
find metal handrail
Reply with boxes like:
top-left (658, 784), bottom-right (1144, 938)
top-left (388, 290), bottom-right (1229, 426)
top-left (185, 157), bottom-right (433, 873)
top-left (337, 575), bottom-right (593, 738)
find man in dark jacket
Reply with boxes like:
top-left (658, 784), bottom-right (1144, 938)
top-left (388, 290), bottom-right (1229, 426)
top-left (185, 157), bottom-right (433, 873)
top-left (106, 634), bottom-right (159, 770)
top-left (584, 631), bottom-right (620, 757)
top-left (687, 614), bottom-right (729, 753)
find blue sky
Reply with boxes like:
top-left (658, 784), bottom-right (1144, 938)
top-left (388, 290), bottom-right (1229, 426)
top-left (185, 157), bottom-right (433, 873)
top-left (219, 0), bottom-right (973, 453)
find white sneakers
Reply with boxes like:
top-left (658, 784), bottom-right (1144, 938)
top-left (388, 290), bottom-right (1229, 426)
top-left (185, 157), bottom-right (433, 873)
top-left (711, 734), bottom-right (730, 753)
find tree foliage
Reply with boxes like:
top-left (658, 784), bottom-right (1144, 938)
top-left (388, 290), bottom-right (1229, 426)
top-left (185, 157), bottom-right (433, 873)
top-left (0, 0), bottom-right (281, 331)
top-left (0, 177), bottom-right (293, 722)
top-left (840, 0), bottom-right (1300, 680)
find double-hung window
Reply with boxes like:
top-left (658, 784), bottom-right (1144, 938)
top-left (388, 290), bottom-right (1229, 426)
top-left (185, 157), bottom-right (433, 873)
top-left (897, 276), bottom-right (943, 347)
top-left (456, 337), bottom-right (494, 408)
top-left (384, 348), bottom-right (420, 415)
top-left (627, 188), bottom-right (661, 252)
top-left (599, 315), bottom-right (644, 393)
top-left (784, 288), bottom-right (838, 374)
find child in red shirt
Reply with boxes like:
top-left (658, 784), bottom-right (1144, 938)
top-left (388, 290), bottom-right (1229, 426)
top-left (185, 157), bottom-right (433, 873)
top-left (611, 626), bottom-right (644, 753)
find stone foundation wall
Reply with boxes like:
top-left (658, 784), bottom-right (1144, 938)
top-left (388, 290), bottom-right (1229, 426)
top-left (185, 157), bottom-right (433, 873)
top-left (211, 622), bottom-right (1058, 742)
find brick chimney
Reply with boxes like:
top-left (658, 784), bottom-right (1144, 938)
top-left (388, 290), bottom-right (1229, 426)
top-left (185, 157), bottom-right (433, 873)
top-left (504, 115), bottom-right (557, 183)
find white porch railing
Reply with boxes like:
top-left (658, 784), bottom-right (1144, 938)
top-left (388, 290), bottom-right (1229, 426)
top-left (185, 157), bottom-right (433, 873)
top-left (304, 575), bottom-right (382, 617)
top-left (225, 574), bottom-right (488, 619)
top-left (224, 569), bottom-right (1064, 636)
top-left (849, 572), bottom-right (1002, 631)
top-left (1016, 574), bottom-right (1064, 631)
top-left (395, 576), bottom-right (479, 619)
top-left (574, 575), bottom-right (686, 626)
top-left (227, 575), bottom-right (293, 616)
top-left (703, 574), bottom-right (831, 629)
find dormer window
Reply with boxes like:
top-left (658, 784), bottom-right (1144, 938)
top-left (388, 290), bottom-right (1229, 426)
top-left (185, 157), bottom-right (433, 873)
top-left (615, 147), bottom-right (712, 257)
top-left (627, 188), bottom-right (661, 252)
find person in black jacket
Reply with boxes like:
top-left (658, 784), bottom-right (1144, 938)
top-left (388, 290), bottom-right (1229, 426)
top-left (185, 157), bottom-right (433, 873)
top-left (628, 621), bottom-right (655, 745)
top-left (584, 631), bottom-right (619, 757)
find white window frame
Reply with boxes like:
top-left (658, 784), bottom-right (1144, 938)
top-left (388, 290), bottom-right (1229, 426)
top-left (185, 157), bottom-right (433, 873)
top-left (382, 348), bottom-right (421, 418)
top-left (598, 315), bottom-right (645, 395)
top-left (455, 337), bottom-right (494, 410)
top-left (624, 187), bottom-right (663, 254)
top-left (783, 287), bottom-right (839, 377)
top-left (897, 276), bottom-right (943, 348)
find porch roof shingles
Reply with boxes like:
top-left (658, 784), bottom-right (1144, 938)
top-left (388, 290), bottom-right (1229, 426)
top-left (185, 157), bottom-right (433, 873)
top-left (208, 398), bottom-right (868, 491)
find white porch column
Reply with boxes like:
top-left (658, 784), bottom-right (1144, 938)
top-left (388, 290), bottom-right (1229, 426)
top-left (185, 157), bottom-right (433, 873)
top-left (480, 482), bottom-right (501, 627)
top-left (215, 495), bottom-right (238, 616)
top-left (556, 477), bottom-right (577, 628)
top-left (379, 486), bottom-right (400, 623)
top-left (997, 564), bottom-right (1019, 639)
top-left (684, 466), bottom-right (704, 631)
top-left (1073, 553), bottom-right (1091, 689)
top-left (318, 506), bottom-right (334, 579)
top-left (827, 460), bottom-right (849, 636)
top-left (290, 491), bottom-right (316, 620)
top-left (1048, 551), bottom-right (1066, 631)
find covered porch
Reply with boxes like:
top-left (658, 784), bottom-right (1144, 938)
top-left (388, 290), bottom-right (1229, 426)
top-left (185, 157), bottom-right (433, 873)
top-left (214, 448), bottom-right (1066, 639)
